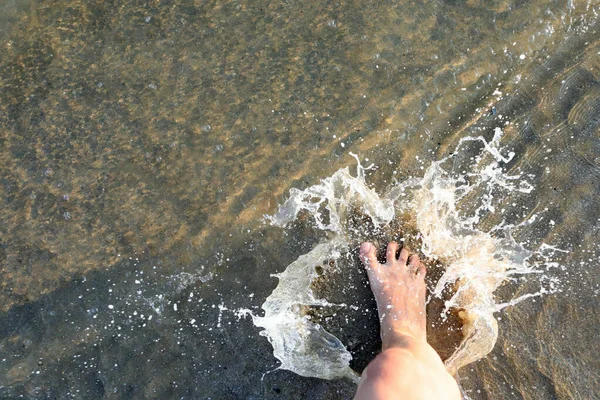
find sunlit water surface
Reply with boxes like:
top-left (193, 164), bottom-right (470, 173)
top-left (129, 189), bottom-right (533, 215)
top-left (0, 1), bottom-right (599, 399)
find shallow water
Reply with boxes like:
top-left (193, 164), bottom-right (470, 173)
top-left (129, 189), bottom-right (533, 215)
top-left (0, 0), bottom-right (599, 399)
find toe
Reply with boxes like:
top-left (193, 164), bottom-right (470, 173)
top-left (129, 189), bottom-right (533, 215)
top-left (398, 248), bottom-right (410, 266)
top-left (386, 242), bottom-right (399, 264)
top-left (418, 262), bottom-right (427, 276)
top-left (409, 254), bottom-right (427, 277)
top-left (359, 242), bottom-right (379, 269)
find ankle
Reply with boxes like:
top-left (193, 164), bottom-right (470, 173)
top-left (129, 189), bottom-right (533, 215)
top-left (381, 330), bottom-right (424, 350)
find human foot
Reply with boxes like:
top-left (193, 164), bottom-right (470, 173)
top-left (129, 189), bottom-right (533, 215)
top-left (355, 242), bottom-right (462, 399)
top-left (359, 241), bottom-right (427, 349)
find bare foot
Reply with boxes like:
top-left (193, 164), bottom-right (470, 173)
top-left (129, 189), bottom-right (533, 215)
top-left (355, 242), bottom-right (462, 400)
top-left (359, 241), bottom-right (427, 349)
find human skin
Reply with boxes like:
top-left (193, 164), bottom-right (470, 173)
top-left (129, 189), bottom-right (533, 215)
top-left (353, 242), bottom-right (462, 400)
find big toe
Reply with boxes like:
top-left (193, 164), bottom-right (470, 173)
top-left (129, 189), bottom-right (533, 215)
top-left (359, 242), bottom-right (379, 269)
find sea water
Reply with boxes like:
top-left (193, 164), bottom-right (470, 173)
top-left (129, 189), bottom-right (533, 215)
top-left (254, 128), bottom-right (564, 381)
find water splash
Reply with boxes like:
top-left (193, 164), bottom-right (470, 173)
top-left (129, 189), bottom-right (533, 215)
top-left (267, 154), bottom-right (395, 235)
top-left (254, 127), bottom-right (562, 380)
top-left (253, 158), bottom-right (394, 381)
top-left (253, 239), bottom-right (358, 381)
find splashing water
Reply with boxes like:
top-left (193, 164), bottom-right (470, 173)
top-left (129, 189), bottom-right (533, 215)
top-left (253, 127), bottom-right (562, 380)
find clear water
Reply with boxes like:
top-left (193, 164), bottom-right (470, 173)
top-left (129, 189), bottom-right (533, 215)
top-left (0, 0), bottom-right (599, 399)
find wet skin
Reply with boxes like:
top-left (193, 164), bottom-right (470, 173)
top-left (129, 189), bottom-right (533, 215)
top-left (354, 241), bottom-right (461, 400)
